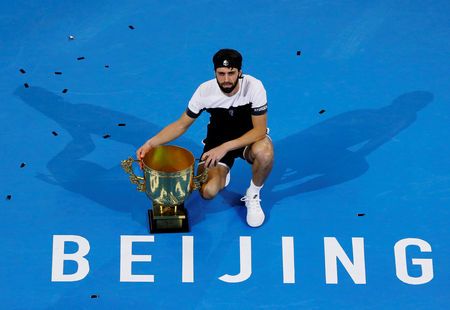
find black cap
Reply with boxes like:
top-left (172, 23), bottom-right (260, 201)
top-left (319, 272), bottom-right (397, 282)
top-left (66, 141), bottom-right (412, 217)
top-left (213, 49), bottom-right (242, 70)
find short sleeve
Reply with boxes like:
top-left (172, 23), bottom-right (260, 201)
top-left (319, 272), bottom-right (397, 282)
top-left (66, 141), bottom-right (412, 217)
top-left (250, 80), bottom-right (268, 115)
top-left (187, 85), bottom-right (204, 118)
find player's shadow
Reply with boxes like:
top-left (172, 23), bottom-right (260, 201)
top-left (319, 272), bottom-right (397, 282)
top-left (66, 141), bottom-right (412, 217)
top-left (220, 91), bottom-right (433, 223)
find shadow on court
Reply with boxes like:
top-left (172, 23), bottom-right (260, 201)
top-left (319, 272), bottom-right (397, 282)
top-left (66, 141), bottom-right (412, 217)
top-left (220, 91), bottom-right (433, 223)
top-left (15, 87), bottom-right (432, 227)
top-left (14, 86), bottom-right (201, 227)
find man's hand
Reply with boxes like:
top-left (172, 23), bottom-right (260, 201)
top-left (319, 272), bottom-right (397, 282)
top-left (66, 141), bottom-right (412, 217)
top-left (202, 144), bottom-right (228, 168)
top-left (136, 141), bottom-right (154, 169)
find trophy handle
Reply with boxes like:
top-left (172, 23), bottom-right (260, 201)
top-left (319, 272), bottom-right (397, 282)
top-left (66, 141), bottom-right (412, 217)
top-left (121, 157), bottom-right (146, 192)
top-left (192, 168), bottom-right (208, 191)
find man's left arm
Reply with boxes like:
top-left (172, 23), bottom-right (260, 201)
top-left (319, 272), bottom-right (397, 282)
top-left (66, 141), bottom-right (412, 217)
top-left (202, 114), bottom-right (267, 167)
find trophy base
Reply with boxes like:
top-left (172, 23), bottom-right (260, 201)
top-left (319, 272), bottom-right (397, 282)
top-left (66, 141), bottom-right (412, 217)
top-left (148, 203), bottom-right (190, 234)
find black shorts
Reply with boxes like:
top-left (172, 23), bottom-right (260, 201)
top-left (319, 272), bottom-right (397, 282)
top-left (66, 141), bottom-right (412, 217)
top-left (199, 128), bottom-right (272, 169)
top-left (199, 131), bottom-right (271, 169)
top-left (200, 144), bottom-right (247, 169)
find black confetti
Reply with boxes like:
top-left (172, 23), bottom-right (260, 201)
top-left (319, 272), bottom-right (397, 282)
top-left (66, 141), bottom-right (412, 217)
top-left (103, 134), bottom-right (111, 139)
top-left (117, 123), bottom-right (126, 127)
top-left (90, 294), bottom-right (99, 299)
top-left (128, 25), bottom-right (135, 30)
top-left (104, 65), bottom-right (110, 68)
top-left (52, 131), bottom-right (59, 136)
top-left (6, 195), bottom-right (12, 200)
top-left (357, 213), bottom-right (365, 217)
top-left (62, 89), bottom-right (68, 94)
top-left (54, 72), bottom-right (62, 75)
top-left (24, 83), bottom-right (30, 88)
top-left (77, 56), bottom-right (85, 60)
top-left (20, 163), bottom-right (26, 168)
top-left (19, 69), bottom-right (26, 74)
top-left (296, 51), bottom-right (301, 56)
top-left (319, 109), bottom-right (326, 114)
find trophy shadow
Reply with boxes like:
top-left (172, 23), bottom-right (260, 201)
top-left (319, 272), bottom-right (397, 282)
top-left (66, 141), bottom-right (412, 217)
top-left (14, 86), bottom-right (203, 228)
top-left (14, 87), bottom-right (433, 229)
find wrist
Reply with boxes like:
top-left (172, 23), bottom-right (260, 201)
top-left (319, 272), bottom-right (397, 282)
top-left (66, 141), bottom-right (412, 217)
top-left (222, 141), bottom-right (233, 152)
top-left (146, 139), bottom-right (157, 148)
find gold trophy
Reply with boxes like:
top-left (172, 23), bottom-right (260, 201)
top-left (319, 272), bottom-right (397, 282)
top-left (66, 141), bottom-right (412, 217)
top-left (121, 145), bottom-right (207, 233)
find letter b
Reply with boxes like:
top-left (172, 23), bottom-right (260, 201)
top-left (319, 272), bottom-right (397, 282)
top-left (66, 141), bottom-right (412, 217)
top-left (51, 235), bottom-right (90, 282)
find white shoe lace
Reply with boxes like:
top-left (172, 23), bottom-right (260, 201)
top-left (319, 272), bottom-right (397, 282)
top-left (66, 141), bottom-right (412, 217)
top-left (240, 194), bottom-right (261, 210)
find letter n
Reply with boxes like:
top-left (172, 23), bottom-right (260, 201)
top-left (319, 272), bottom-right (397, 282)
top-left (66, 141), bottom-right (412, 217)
top-left (324, 237), bottom-right (366, 284)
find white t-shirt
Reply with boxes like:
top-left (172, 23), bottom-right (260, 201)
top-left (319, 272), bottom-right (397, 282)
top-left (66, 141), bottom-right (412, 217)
top-left (186, 74), bottom-right (268, 146)
top-left (186, 74), bottom-right (267, 118)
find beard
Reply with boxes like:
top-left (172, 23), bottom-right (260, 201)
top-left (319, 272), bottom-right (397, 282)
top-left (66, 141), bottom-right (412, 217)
top-left (217, 78), bottom-right (239, 94)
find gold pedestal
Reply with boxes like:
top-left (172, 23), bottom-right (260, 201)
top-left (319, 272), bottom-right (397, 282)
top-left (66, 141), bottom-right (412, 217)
top-left (148, 203), bottom-right (189, 233)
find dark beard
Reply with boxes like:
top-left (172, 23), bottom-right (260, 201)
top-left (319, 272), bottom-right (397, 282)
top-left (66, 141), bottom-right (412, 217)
top-left (217, 78), bottom-right (239, 94)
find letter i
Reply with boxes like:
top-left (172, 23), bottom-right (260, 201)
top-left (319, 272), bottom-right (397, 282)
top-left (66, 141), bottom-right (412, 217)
top-left (182, 236), bottom-right (194, 283)
top-left (282, 236), bottom-right (295, 284)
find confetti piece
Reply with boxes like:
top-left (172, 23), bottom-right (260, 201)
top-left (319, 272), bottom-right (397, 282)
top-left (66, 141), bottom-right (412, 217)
top-left (77, 56), bottom-right (85, 60)
top-left (68, 35), bottom-right (75, 40)
top-left (296, 51), bottom-right (301, 56)
top-left (62, 89), bottom-right (68, 94)
top-left (319, 109), bottom-right (326, 114)
top-left (90, 294), bottom-right (99, 299)
top-left (6, 195), bottom-right (12, 200)
top-left (357, 213), bottom-right (365, 217)
top-left (20, 163), bottom-right (26, 168)
top-left (19, 69), bottom-right (26, 74)
top-left (52, 131), bottom-right (59, 136)
top-left (104, 65), bottom-right (110, 68)
top-left (103, 134), bottom-right (111, 139)
top-left (24, 83), bottom-right (30, 88)
top-left (117, 123), bottom-right (126, 126)
top-left (128, 25), bottom-right (135, 30)
top-left (55, 72), bottom-right (62, 75)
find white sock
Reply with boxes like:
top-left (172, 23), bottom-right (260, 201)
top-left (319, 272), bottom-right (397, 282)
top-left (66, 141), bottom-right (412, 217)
top-left (247, 179), bottom-right (263, 198)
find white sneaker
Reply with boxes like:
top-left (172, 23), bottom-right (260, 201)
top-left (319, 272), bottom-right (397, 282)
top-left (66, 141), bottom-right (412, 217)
top-left (240, 194), bottom-right (265, 227)
top-left (224, 171), bottom-right (231, 187)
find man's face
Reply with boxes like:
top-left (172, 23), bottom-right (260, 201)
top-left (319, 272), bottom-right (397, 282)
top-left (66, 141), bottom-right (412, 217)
top-left (215, 67), bottom-right (241, 93)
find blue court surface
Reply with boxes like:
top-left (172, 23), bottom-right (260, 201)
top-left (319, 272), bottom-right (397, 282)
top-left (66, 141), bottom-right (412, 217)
top-left (1, 0), bottom-right (449, 309)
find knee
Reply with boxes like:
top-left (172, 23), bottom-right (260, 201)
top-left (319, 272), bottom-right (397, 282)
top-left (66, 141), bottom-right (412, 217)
top-left (200, 182), bottom-right (220, 200)
top-left (253, 145), bottom-right (274, 167)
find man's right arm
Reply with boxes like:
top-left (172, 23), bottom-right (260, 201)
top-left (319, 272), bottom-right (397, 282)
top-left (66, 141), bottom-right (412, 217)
top-left (136, 112), bottom-right (196, 162)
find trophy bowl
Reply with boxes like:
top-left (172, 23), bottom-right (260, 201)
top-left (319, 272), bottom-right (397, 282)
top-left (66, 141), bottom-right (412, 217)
top-left (121, 145), bottom-right (207, 233)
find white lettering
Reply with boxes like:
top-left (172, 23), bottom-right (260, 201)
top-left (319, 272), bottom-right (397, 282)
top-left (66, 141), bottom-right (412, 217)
top-left (182, 236), bottom-right (194, 283)
top-left (51, 235), bottom-right (90, 282)
top-left (324, 237), bottom-right (366, 284)
top-left (50, 235), bottom-right (435, 286)
top-left (120, 235), bottom-right (154, 282)
top-left (282, 236), bottom-right (295, 284)
top-left (218, 236), bottom-right (252, 283)
top-left (394, 238), bottom-right (433, 285)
